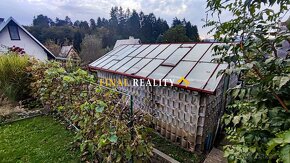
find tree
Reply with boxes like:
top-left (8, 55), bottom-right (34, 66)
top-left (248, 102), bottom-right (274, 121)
top-left (162, 25), bottom-right (190, 43)
top-left (156, 34), bottom-right (164, 43)
top-left (79, 21), bottom-right (89, 31)
top-left (80, 35), bottom-right (106, 64)
top-left (126, 10), bottom-right (140, 37)
top-left (33, 14), bottom-right (51, 28)
top-left (118, 7), bottom-right (127, 37)
top-left (172, 17), bottom-right (182, 27)
top-left (140, 13), bottom-right (157, 42)
top-left (55, 17), bottom-right (67, 26)
top-left (109, 7), bottom-right (119, 33)
top-left (185, 22), bottom-right (200, 42)
top-left (28, 7), bottom-right (198, 50)
top-left (97, 17), bottom-right (102, 27)
top-left (74, 20), bottom-right (81, 27)
top-left (90, 18), bottom-right (96, 31)
top-left (73, 31), bottom-right (82, 52)
top-left (102, 30), bottom-right (119, 48)
top-left (206, 0), bottom-right (290, 162)
top-left (125, 8), bottom-right (131, 19)
top-left (154, 18), bottom-right (169, 40)
top-left (65, 16), bottom-right (72, 26)
top-left (171, 17), bottom-right (200, 42)
top-left (44, 39), bottom-right (61, 55)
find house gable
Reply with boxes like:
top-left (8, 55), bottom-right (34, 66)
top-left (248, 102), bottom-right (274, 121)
top-left (67, 48), bottom-right (80, 60)
top-left (57, 45), bottom-right (80, 61)
top-left (0, 17), bottom-right (55, 61)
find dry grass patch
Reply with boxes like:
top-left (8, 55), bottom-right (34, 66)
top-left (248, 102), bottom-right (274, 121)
top-left (0, 94), bottom-right (41, 122)
top-left (0, 94), bottom-right (22, 116)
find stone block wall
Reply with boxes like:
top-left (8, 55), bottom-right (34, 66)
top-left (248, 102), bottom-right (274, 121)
top-left (199, 78), bottom-right (225, 151)
top-left (93, 70), bottom-right (227, 152)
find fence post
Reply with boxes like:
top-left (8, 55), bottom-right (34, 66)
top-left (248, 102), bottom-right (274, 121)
top-left (129, 95), bottom-right (134, 163)
top-left (130, 95), bottom-right (133, 119)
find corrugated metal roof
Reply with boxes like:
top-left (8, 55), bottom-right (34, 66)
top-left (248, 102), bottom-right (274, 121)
top-left (89, 43), bottom-right (228, 94)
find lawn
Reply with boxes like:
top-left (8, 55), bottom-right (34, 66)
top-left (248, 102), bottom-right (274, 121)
top-left (0, 116), bottom-right (80, 162)
top-left (0, 115), bottom-right (202, 163)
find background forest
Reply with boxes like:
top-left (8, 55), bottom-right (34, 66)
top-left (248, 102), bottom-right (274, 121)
top-left (25, 6), bottom-right (200, 63)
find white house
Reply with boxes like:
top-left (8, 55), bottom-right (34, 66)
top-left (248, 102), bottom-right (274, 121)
top-left (0, 17), bottom-right (55, 61)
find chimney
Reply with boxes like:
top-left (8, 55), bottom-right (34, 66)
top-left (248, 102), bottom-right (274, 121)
top-left (129, 36), bottom-right (134, 40)
top-left (0, 18), bottom-right (4, 24)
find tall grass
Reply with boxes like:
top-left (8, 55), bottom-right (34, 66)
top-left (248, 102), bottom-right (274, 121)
top-left (0, 53), bottom-right (30, 101)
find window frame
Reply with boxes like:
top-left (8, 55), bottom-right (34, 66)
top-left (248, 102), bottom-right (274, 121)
top-left (8, 23), bottom-right (20, 40)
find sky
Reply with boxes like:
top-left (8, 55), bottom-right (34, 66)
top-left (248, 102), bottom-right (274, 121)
top-left (0, 0), bottom-right (214, 39)
top-left (0, 0), bottom-right (287, 39)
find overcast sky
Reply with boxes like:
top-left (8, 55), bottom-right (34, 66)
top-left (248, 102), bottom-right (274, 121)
top-left (0, 0), bottom-right (287, 39)
top-left (0, 0), bottom-right (216, 38)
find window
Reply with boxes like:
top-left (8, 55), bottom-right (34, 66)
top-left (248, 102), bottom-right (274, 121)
top-left (8, 25), bottom-right (20, 40)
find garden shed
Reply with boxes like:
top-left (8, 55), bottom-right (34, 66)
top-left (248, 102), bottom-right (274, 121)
top-left (89, 43), bottom-right (237, 152)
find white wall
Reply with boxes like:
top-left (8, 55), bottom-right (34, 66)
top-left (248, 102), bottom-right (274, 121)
top-left (0, 26), bottom-right (48, 61)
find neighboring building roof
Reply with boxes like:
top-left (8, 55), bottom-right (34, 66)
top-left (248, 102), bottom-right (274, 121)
top-left (59, 45), bottom-right (73, 57)
top-left (55, 45), bottom-right (80, 61)
top-left (89, 43), bottom-right (229, 94)
top-left (113, 36), bottom-right (140, 49)
top-left (0, 17), bottom-right (55, 59)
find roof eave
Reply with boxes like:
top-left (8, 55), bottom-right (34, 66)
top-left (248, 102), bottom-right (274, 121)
top-left (88, 66), bottom-right (216, 95)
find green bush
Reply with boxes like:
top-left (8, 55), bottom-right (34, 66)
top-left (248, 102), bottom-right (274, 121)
top-left (0, 53), bottom-right (31, 101)
top-left (31, 61), bottom-right (153, 162)
top-left (206, 0), bottom-right (290, 162)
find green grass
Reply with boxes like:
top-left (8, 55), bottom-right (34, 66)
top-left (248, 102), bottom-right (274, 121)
top-left (0, 116), bottom-right (80, 162)
top-left (151, 132), bottom-right (203, 163)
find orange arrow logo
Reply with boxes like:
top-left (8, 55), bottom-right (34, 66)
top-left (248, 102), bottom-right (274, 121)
top-left (177, 76), bottom-right (190, 87)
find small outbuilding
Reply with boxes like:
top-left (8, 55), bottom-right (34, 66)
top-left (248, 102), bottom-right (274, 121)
top-left (89, 43), bottom-right (236, 152)
top-left (56, 45), bottom-right (81, 61)
top-left (113, 36), bottom-right (141, 49)
top-left (0, 17), bottom-right (55, 61)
